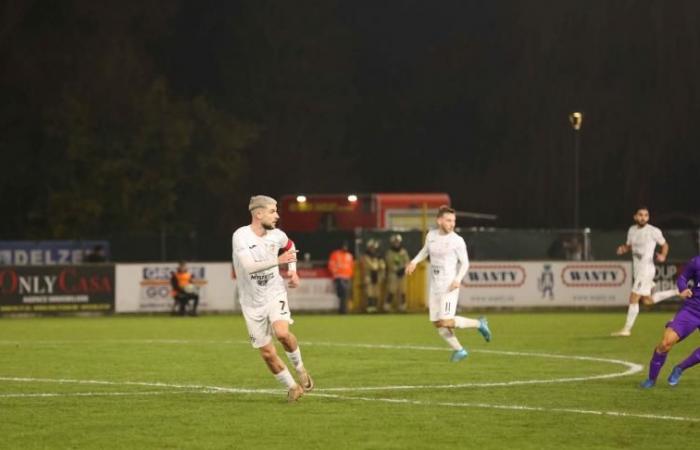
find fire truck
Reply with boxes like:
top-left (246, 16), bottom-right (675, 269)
top-left (278, 193), bottom-right (451, 232)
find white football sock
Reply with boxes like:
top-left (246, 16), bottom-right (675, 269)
top-left (623, 303), bottom-right (640, 332)
top-left (454, 316), bottom-right (480, 328)
top-left (285, 348), bottom-right (305, 372)
top-left (273, 367), bottom-right (297, 389)
top-left (651, 289), bottom-right (678, 304)
top-left (437, 327), bottom-right (463, 351)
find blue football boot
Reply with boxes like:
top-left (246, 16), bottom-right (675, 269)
top-left (639, 378), bottom-right (655, 389)
top-left (478, 317), bottom-right (492, 342)
top-left (668, 366), bottom-right (683, 387)
top-left (450, 348), bottom-right (469, 362)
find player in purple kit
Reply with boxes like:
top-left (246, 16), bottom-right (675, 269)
top-left (640, 255), bottom-right (700, 388)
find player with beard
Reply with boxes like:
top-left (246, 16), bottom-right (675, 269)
top-left (406, 205), bottom-right (492, 362)
top-left (231, 195), bottom-right (314, 402)
top-left (612, 207), bottom-right (670, 337)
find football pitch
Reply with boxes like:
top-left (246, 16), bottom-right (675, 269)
top-left (1, 311), bottom-right (698, 449)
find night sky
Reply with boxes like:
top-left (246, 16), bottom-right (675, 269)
top-left (2, 0), bottom-right (699, 240)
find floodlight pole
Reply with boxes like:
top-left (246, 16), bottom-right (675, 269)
top-left (569, 112), bottom-right (583, 231)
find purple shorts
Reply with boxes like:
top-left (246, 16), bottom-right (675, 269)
top-left (666, 306), bottom-right (700, 341)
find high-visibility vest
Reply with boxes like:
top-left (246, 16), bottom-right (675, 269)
top-left (328, 250), bottom-right (354, 279)
top-left (172, 271), bottom-right (193, 296)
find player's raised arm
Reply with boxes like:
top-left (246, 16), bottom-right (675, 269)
top-left (284, 239), bottom-right (300, 288)
top-left (232, 234), bottom-right (296, 275)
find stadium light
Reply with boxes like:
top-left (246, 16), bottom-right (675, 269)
top-left (296, 195), bottom-right (307, 203)
top-left (569, 112), bottom-right (583, 130)
top-left (569, 111), bottom-right (583, 231)
top-left (347, 194), bottom-right (358, 202)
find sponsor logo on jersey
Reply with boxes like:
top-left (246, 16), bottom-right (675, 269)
top-left (251, 272), bottom-right (275, 286)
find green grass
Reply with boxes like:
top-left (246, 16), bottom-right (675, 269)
top-left (1, 311), bottom-right (698, 449)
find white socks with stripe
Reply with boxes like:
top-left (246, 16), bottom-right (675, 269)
top-left (437, 327), bottom-right (463, 351)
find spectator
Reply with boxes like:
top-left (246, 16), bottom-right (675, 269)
top-left (328, 241), bottom-right (354, 314)
top-left (361, 239), bottom-right (385, 313)
top-left (563, 235), bottom-right (583, 261)
top-left (384, 234), bottom-right (410, 312)
top-left (170, 261), bottom-right (199, 316)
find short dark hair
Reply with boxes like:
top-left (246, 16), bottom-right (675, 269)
top-left (635, 206), bottom-right (650, 214)
top-left (437, 205), bottom-right (455, 218)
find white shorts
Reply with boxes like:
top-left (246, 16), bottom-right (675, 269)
top-left (429, 289), bottom-right (459, 322)
top-left (632, 276), bottom-right (655, 296)
top-left (241, 295), bottom-right (293, 348)
top-left (632, 267), bottom-right (656, 296)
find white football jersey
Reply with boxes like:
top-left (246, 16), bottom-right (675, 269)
top-left (423, 229), bottom-right (469, 291)
top-left (626, 224), bottom-right (665, 275)
top-left (232, 225), bottom-right (289, 307)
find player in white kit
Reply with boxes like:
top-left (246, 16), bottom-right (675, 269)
top-left (406, 205), bottom-right (492, 362)
top-left (232, 195), bottom-right (314, 402)
top-left (611, 207), bottom-right (671, 337)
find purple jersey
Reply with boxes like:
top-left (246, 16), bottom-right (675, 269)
top-left (676, 255), bottom-right (700, 313)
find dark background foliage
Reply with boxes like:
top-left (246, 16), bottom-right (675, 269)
top-left (2, 0), bottom-right (699, 239)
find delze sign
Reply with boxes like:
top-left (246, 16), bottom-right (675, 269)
top-left (0, 265), bottom-right (115, 314)
top-left (0, 240), bottom-right (109, 265)
top-left (458, 261), bottom-right (632, 308)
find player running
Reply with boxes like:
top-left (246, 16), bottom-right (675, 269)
top-left (232, 195), bottom-right (314, 402)
top-left (612, 207), bottom-right (670, 337)
top-left (641, 255), bottom-right (700, 388)
top-left (406, 205), bottom-right (491, 362)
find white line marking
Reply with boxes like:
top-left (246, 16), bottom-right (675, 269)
top-left (0, 391), bottom-right (194, 398)
top-left (2, 339), bottom-right (684, 422)
top-left (0, 339), bottom-right (643, 388)
top-left (0, 376), bottom-right (278, 395)
top-left (305, 392), bottom-right (700, 423)
top-left (1, 376), bottom-right (697, 423)
top-left (315, 350), bottom-right (643, 391)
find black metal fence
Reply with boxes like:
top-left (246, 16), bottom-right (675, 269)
top-left (25, 228), bottom-right (698, 264)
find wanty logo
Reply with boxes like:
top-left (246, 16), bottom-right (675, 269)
top-left (462, 265), bottom-right (526, 287)
top-left (561, 264), bottom-right (627, 287)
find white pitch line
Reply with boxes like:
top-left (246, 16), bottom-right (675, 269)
top-left (1, 339), bottom-right (671, 422)
top-left (1, 376), bottom-right (697, 424)
top-left (0, 391), bottom-right (196, 399)
top-left (0, 376), bottom-right (278, 395)
top-left (304, 392), bottom-right (700, 423)
top-left (304, 343), bottom-right (643, 391)
top-left (0, 339), bottom-right (644, 389)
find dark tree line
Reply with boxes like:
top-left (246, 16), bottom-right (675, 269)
top-left (2, 0), bottom-right (699, 241)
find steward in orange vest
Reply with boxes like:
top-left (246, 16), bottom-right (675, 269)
top-left (328, 242), bottom-right (354, 314)
top-left (170, 261), bottom-right (200, 316)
